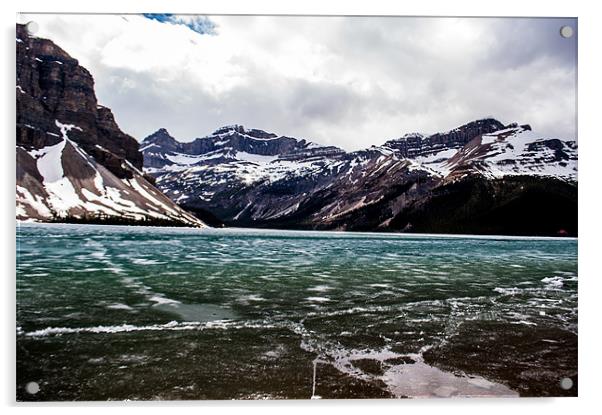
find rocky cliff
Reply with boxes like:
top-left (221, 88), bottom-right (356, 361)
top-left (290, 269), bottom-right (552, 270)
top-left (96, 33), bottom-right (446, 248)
top-left (16, 24), bottom-right (203, 227)
top-left (382, 118), bottom-right (505, 158)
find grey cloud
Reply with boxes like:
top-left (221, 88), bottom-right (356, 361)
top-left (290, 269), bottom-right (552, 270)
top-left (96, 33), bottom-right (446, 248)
top-left (480, 18), bottom-right (577, 71)
top-left (47, 15), bottom-right (576, 149)
top-left (288, 80), bottom-right (362, 122)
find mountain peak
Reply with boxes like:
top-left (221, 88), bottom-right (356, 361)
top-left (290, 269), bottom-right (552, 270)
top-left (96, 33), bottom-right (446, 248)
top-left (436, 118), bottom-right (504, 135)
top-left (212, 124), bottom-right (245, 135)
top-left (143, 128), bottom-right (174, 141)
top-left (211, 125), bottom-right (278, 140)
top-left (402, 132), bottom-right (426, 139)
top-left (141, 128), bottom-right (179, 153)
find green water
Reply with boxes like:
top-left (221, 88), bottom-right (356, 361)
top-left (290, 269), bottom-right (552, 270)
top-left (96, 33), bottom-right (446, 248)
top-left (16, 223), bottom-right (578, 400)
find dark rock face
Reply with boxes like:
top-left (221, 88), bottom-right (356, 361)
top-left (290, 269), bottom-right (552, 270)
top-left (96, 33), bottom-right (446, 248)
top-left (383, 118), bottom-right (505, 158)
top-left (389, 176), bottom-right (578, 236)
top-left (16, 24), bottom-right (142, 179)
top-left (15, 24), bottom-right (203, 227)
top-left (527, 139), bottom-right (577, 162)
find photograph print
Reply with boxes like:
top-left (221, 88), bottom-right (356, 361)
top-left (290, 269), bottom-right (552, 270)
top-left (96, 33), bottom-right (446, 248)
top-left (16, 14), bottom-right (577, 400)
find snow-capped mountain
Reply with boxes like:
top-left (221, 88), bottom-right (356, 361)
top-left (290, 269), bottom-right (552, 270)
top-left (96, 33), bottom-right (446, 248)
top-left (441, 124), bottom-right (577, 181)
top-left (377, 119), bottom-right (577, 181)
top-left (142, 119), bottom-right (577, 235)
top-left (142, 125), bottom-right (346, 181)
top-left (16, 24), bottom-right (203, 227)
top-left (141, 125), bottom-right (346, 205)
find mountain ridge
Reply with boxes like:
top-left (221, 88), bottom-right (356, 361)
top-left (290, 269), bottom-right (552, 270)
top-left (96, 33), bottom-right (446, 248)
top-left (142, 118), bottom-right (577, 235)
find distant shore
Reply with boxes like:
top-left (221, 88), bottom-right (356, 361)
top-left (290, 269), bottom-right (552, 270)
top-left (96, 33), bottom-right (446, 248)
top-left (17, 220), bottom-right (577, 240)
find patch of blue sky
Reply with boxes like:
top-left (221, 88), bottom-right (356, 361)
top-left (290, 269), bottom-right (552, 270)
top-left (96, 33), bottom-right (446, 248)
top-left (142, 14), bottom-right (217, 35)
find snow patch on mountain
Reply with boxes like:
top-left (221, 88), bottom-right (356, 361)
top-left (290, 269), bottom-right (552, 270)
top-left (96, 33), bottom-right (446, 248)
top-left (236, 152), bottom-right (279, 165)
top-left (414, 148), bottom-right (459, 176)
top-left (446, 126), bottom-right (577, 181)
top-left (17, 120), bottom-right (204, 226)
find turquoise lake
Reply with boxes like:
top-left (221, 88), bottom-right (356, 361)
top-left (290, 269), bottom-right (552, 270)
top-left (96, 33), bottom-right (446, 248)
top-left (16, 223), bottom-right (578, 400)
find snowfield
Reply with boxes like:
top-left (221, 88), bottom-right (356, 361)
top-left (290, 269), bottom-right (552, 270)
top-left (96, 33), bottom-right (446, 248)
top-left (465, 127), bottom-right (577, 180)
top-left (16, 120), bottom-right (204, 226)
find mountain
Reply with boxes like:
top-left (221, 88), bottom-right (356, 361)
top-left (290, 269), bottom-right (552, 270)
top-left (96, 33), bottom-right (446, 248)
top-left (141, 119), bottom-right (577, 236)
top-left (381, 118), bottom-right (505, 158)
top-left (16, 24), bottom-right (203, 227)
top-left (420, 124), bottom-right (577, 181)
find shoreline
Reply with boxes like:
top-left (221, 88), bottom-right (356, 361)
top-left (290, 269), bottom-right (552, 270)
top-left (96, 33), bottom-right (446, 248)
top-left (16, 220), bottom-right (578, 241)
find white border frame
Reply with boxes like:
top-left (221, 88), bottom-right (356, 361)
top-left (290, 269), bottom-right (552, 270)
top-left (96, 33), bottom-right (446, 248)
top-left (2, 1), bottom-right (600, 414)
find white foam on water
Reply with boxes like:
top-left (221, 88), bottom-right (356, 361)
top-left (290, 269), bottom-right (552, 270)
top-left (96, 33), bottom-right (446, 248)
top-left (305, 296), bottom-right (331, 303)
top-left (24, 321), bottom-right (194, 336)
top-left (90, 251), bottom-right (106, 260)
top-left (556, 271), bottom-right (577, 277)
top-left (131, 258), bottom-right (167, 265)
top-left (541, 276), bottom-right (566, 289)
top-left (120, 276), bottom-right (183, 310)
top-left (307, 285), bottom-right (333, 293)
top-left (21, 318), bottom-right (279, 338)
top-left (493, 287), bottom-right (523, 295)
top-left (312, 272), bottom-right (332, 279)
top-left (305, 305), bottom-right (385, 318)
top-left (370, 283), bottom-right (393, 288)
top-left (149, 295), bottom-right (181, 306)
top-left (263, 349), bottom-right (282, 359)
top-left (237, 294), bottom-right (265, 303)
top-left (512, 320), bottom-right (538, 326)
top-left (106, 303), bottom-right (134, 311)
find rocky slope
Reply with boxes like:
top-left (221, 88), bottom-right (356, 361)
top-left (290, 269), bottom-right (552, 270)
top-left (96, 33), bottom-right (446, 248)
top-left (142, 119), bottom-right (577, 235)
top-left (16, 24), bottom-right (203, 227)
top-left (420, 124), bottom-right (578, 182)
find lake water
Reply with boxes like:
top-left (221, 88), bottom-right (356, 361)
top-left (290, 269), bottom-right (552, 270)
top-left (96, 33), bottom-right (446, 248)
top-left (16, 223), bottom-right (578, 400)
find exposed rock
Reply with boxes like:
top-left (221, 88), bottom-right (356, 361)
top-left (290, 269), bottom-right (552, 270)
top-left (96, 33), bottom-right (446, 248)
top-left (16, 24), bottom-right (203, 227)
top-left (16, 24), bottom-right (142, 179)
top-left (382, 118), bottom-right (505, 158)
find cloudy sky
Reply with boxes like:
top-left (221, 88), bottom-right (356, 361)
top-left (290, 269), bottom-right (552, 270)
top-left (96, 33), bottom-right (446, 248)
top-left (20, 14), bottom-right (577, 150)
